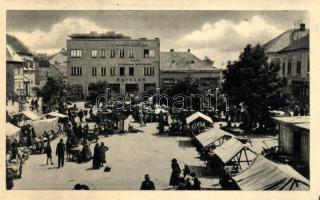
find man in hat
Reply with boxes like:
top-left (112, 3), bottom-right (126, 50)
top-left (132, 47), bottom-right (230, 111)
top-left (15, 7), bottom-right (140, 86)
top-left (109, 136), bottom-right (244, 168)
top-left (140, 174), bottom-right (155, 190)
top-left (56, 139), bottom-right (65, 168)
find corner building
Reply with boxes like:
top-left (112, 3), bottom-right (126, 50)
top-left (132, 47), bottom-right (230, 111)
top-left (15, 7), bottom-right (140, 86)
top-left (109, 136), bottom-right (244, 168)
top-left (67, 31), bottom-right (160, 99)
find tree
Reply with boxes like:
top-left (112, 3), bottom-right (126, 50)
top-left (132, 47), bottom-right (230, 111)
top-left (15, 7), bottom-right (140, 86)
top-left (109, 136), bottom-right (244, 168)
top-left (39, 76), bottom-right (69, 113)
top-left (87, 81), bottom-right (109, 104)
top-left (203, 56), bottom-right (214, 66)
top-left (222, 44), bottom-right (289, 133)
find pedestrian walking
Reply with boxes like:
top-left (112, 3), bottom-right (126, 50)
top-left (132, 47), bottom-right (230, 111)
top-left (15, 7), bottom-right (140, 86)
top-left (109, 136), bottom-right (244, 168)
top-left (46, 141), bottom-right (54, 165)
top-left (183, 164), bottom-right (191, 177)
top-left (56, 139), bottom-right (65, 168)
top-left (140, 174), bottom-right (155, 190)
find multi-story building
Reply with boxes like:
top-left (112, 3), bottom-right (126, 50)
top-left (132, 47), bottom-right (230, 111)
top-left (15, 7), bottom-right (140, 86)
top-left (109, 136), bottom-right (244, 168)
top-left (263, 23), bottom-right (309, 105)
top-left (49, 48), bottom-right (68, 81)
top-left (6, 45), bottom-right (25, 98)
top-left (276, 35), bottom-right (309, 105)
top-left (67, 31), bottom-right (160, 99)
top-left (160, 49), bottom-right (222, 91)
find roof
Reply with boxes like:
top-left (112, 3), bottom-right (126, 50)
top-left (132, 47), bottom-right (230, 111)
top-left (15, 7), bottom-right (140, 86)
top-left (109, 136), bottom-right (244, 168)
top-left (212, 138), bottom-right (246, 163)
top-left (263, 29), bottom-right (309, 53)
top-left (294, 122), bottom-right (310, 130)
top-left (6, 122), bottom-right (21, 137)
top-left (195, 128), bottom-right (228, 148)
top-left (6, 45), bottom-right (24, 63)
top-left (277, 34), bottom-right (309, 53)
top-left (6, 34), bottom-right (33, 56)
top-left (186, 111), bottom-right (213, 125)
top-left (45, 112), bottom-right (68, 118)
top-left (273, 116), bottom-right (309, 125)
top-left (233, 154), bottom-right (309, 190)
top-left (13, 111), bottom-right (39, 121)
top-left (160, 51), bottom-right (220, 72)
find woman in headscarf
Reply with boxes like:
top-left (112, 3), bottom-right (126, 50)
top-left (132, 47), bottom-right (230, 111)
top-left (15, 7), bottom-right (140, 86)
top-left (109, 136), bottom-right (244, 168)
top-left (169, 158), bottom-right (181, 187)
top-left (93, 143), bottom-right (100, 169)
top-left (79, 139), bottom-right (92, 163)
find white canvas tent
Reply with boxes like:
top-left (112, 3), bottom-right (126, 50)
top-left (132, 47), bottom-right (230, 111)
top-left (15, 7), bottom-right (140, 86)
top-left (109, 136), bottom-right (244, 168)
top-left (31, 117), bottom-right (59, 137)
top-left (13, 110), bottom-right (39, 121)
top-left (186, 111), bottom-right (213, 125)
top-left (194, 128), bottom-right (231, 148)
top-left (232, 154), bottom-right (309, 190)
top-left (6, 122), bottom-right (21, 141)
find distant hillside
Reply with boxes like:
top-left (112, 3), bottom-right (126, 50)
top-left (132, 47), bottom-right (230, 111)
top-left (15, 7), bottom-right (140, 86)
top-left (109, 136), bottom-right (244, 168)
top-left (6, 34), bottom-right (32, 55)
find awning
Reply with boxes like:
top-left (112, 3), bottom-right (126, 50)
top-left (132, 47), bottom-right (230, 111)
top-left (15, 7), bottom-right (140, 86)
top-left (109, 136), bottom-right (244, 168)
top-left (233, 155), bottom-right (309, 190)
top-left (45, 112), bottom-right (68, 118)
top-left (212, 138), bottom-right (245, 163)
top-left (195, 128), bottom-right (227, 148)
top-left (13, 111), bottom-right (39, 121)
top-left (186, 111), bottom-right (213, 125)
top-left (6, 122), bottom-right (21, 141)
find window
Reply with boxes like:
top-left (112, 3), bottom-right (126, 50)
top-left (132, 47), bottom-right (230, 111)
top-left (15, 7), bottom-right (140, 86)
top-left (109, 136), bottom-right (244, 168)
top-left (91, 50), bottom-right (98, 58)
top-left (287, 61), bottom-right (292, 74)
top-left (70, 50), bottom-right (82, 58)
top-left (71, 67), bottom-right (82, 76)
top-left (128, 49), bottom-right (134, 58)
top-left (282, 62), bottom-right (285, 74)
top-left (129, 67), bottom-right (134, 76)
top-left (144, 67), bottom-right (154, 76)
top-left (144, 49), bottom-right (149, 58)
top-left (120, 67), bottom-right (125, 76)
top-left (110, 67), bottom-right (116, 76)
top-left (91, 67), bottom-right (97, 76)
top-left (110, 49), bottom-right (115, 58)
top-left (101, 67), bottom-right (107, 76)
top-left (296, 61), bottom-right (301, 74)
top-left (101, 49), bottom-right (106, 58)
top-left (119, 50), bottom-right (125, 58)
top-left (149, 50), bottom-right (155, 58)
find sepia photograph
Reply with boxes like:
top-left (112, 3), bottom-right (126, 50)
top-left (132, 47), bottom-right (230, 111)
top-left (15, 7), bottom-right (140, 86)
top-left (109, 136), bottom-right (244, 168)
top-left (5, 10), bottom-right (310, 191)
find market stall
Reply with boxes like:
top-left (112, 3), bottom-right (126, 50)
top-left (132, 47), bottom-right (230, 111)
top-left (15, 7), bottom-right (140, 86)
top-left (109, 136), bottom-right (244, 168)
top-left (6, 122), bottom-right (21, 141)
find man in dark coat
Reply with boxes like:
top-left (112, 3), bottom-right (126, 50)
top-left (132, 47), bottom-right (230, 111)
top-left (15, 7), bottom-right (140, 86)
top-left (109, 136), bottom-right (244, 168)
top-left (56, 139), bottom-right (65, 168)
top-left (169, 158), bottom-right (181, 187)
top-left (78, 109), bottom-right (84, 122)
top-left (99, 142), bottom-right (109, 167)
top-left (140, 174), bottom-right (155, 190)
top-left (46, 141), bottom-right (54, 165)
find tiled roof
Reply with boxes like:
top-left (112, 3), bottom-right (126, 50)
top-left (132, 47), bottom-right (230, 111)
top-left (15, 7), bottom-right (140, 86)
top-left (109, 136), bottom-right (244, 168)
top-left (6, 45), bottom-right (24, 63)
top-left (160, 51), bottom-right (219, 72)
top-left (277, 35), bottom-right (309, 53)
top-left (263, 29), bottom-right (309, 53)
top-left (6, 34), bottom-right (33, 56)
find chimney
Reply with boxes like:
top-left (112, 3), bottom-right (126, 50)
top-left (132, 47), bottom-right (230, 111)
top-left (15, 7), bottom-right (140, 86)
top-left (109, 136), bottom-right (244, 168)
top-left (187, 49), bottom-right (190, 53)
top-left (300, 23), bottom-right (306, 31)
top-left (170, 49), bottom-right (174, 52)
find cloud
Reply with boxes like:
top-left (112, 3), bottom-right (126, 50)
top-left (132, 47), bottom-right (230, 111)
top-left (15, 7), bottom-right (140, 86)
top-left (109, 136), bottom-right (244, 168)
top-left (179, 16), bottom-right (283, 52)
top-left (8, 17), bottom-right (107, 54)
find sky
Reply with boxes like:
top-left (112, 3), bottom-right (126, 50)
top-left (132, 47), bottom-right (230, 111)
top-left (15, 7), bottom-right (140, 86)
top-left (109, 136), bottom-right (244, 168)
top-left (7, 10), bottom-right (309, 68)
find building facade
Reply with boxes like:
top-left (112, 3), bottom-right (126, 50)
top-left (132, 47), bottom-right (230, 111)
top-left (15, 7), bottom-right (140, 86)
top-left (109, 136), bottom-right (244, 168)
top-left (67, 31), bottom-right (160, 99)
top-left (6, 45), bottom-right (25, 98)
top-left (263, 23), bottom-right (309, 105)
top-left (275, 35), bottom-right (309, 105)
top-left (160, 49), bottom-right (222, 91)
top-left (49, 48), bottom-right (68, 81)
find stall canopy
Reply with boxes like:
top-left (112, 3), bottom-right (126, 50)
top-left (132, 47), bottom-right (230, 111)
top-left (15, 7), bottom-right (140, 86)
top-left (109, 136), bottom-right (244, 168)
top-left (195, 128), bottom-right (229, 148)
top-left (233, 155), bottom-right (309, 191)
top-left (45, 112), bottom-right (68, 118)
top-left (6, 122), bottom-right (21, 141)
top-left (13, 111), bottom-right (39, 121)
top-left (212, 138), bottom-right (246, 164)
top-left (31, 117), bottom-right (59, 137)
top-left (186, 112), bottom-right (213, 125)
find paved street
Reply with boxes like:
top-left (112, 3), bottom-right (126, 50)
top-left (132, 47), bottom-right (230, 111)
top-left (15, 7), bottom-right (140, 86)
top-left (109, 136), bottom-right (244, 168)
top-left (13, 119), bottom-right (220, 190)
